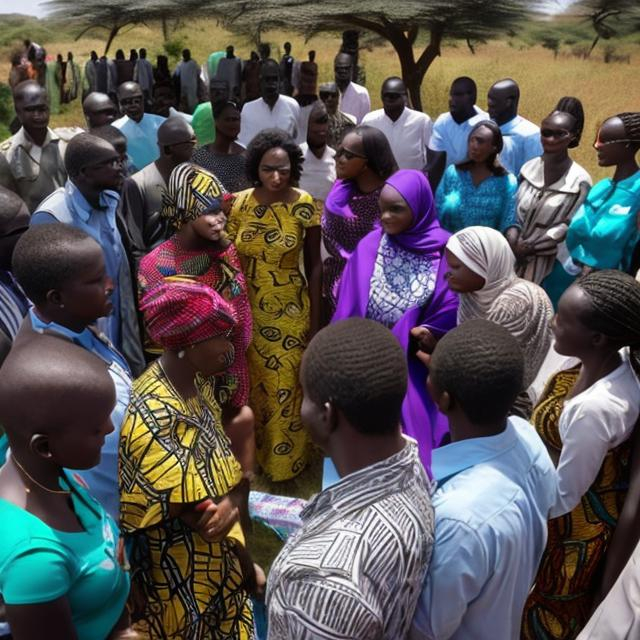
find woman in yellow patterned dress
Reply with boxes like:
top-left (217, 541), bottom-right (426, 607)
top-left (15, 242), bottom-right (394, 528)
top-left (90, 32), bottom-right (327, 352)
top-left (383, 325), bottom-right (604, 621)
top-left (227, 129), bottom-right (322, 481)
top-left (119, 279), bottom-right (257, 639)
top-left (522, 270), bottom-right (640, 639)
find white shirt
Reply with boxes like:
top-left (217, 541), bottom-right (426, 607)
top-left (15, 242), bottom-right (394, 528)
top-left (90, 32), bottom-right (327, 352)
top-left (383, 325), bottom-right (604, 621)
top-left (238, 95), bottom-right (301, 147)
top-left (551, 349), bottom-right (640, 518)
top-left (411, 417), bottom-right (557, 640)
top-left (339, 81), bottom-right (371, 124)
top-left (363, 107), bottom-right (433, 170)
top-left (498, 114), bottom-right (543, 176)
top-left (298, 143), bottom-right (336, 202)
top-left (428, 107), bottom-right (489, 166)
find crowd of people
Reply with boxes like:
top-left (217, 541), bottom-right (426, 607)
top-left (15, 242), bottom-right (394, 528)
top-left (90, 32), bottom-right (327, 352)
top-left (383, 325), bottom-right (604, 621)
top-left (0, 30), bottom-right (640, 640)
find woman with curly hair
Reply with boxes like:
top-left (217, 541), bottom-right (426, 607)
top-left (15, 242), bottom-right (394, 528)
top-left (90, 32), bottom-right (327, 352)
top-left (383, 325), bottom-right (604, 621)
top-left (226, 128), bottom-right (322, 481)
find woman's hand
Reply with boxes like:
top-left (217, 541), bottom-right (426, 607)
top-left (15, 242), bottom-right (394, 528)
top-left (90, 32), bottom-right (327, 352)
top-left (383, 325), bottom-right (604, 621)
top-left (411, 327), bottom-right (437, 355)
top-left (180, 497), bottom-right (240, 542)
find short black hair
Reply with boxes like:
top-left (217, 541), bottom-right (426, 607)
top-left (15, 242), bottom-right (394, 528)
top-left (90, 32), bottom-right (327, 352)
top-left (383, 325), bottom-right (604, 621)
top-left (430, 319), bottom-right (524, 426)
top-left (301, 318), bottom-right (407, 435)
top-left (353, 125), bottom-right (398, 180)
top-left (212, 99), bottom-right (240, 120)
top-left (12, 224), bottom-right (96, 304)
top-left (64, 132), bottom-right (117, 177)
top-left (451, 76), bottom-right (477, 100)
top-left (245, 128), bottom-right (303, 186)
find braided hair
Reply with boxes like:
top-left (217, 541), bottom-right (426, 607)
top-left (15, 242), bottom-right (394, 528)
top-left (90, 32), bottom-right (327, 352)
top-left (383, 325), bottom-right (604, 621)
top-left (617, 112), bottom-right (640, 148)
top-left (576, 270), bottom-right (640, 370)
top-left (554, 96), bottom-right (585, 148)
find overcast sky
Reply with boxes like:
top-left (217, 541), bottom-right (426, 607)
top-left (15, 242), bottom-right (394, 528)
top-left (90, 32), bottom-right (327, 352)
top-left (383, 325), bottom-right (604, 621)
top-left (0, 0), bottom-right (578, 19)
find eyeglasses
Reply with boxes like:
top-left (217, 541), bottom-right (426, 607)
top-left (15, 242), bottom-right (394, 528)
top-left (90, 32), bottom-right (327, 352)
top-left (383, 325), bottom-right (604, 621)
top-left (541, 129), bottom-right (571, 139)
top-left (593, 138), bottom-right (635, 149)
top-left (336, 147), bottom-right (367, 160)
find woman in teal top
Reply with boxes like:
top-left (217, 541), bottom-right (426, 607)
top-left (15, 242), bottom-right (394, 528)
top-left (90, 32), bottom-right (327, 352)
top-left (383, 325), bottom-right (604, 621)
top-left (566, 112), bottom-right (640, 273)
top-left (435, 120), bottom-right (518, 234)
top-left (0, 338), bottom-right (131, 640)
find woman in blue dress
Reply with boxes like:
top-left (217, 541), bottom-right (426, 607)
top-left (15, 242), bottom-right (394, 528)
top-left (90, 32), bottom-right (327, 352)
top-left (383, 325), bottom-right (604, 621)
top-left (435, 120), bottom-right (518, 234)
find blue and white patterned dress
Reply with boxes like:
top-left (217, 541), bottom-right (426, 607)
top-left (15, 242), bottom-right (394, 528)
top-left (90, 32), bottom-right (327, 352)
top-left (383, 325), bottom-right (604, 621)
top-left (367, 235), bottom-right (437, 327)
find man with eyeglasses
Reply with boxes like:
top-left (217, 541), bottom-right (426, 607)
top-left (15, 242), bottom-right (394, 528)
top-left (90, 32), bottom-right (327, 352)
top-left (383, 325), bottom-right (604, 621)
top-left (0, 80), bottom-right (83, 213)
top-left (363, 76), bottom-right (433, 171)
top-left (30, 133), bottom-right (145, 375)
top-left (488, 78), bottom-right (542, 176)
top-left (113, 81), bottom-right (166, 173)
top-left (334, 52), bottom-right (370, 124)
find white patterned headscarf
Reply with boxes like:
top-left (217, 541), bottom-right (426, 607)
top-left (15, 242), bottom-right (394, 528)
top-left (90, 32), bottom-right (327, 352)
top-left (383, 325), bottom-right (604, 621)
top-left (447, 226), bottom-right (553, 388)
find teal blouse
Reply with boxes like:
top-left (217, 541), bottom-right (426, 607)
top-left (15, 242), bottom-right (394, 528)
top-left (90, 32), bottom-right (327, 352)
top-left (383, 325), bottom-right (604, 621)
top-left (567, 170), bottom-right (640, 270)
top-left (435, 165), bottom-right (518, 233)
top-left (0, 474), bottom-right (129, 640)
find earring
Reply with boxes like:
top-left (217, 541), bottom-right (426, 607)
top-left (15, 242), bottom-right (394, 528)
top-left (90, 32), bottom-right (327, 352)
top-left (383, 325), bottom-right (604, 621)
top-left (178, 350), bottom-right (185, 359)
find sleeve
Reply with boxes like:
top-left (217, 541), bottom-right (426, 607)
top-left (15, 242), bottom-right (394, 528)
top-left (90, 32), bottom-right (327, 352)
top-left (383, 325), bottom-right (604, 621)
top-left (225, 197), bottom-right (243, 242)
top-left (1, 545), bottom-right (72, 605)
top-left (423, 115), bottom-right (434, 151)
top-left (0, 154), bottom-right (19, 194)
top-left (299, 193), bottom-right (321, 228)
top-left (551, 396), bottom-right (630, 517)
top-left (499, 173), bottom-right (519, 232)
top-left (435, 165), bottom-right (453, 219)
top-left (411, 519), bottom-right (490, 640)
top-left (29, 210), bottom-right (59, 225)
top-left (428, 119), bottom-right (445, 152)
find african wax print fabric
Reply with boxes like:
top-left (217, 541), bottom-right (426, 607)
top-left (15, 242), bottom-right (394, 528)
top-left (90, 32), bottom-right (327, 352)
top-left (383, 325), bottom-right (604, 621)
top-left (227, 188), bottom-right (320, 481)
top-left (522, 366), bottom-right (631, 640)
top-left (119, 361), bottom-right (253, 639)
top-left (138, 238), bottom-right (252, 408)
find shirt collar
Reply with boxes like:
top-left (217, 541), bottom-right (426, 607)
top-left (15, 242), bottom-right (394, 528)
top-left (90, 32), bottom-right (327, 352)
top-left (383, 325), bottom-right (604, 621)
top-left (65, 180), bottom-right (120, 222)
top-left (498, 114), bottom-right (522, 133)
top-left (301, 438), bottom-right (425, 521)
top-left (14, 126), bottom-right (57, 152)
top-left (29, 307), bottom-right (95, 351)
top-left (432, 420), bottom-right (519, 485)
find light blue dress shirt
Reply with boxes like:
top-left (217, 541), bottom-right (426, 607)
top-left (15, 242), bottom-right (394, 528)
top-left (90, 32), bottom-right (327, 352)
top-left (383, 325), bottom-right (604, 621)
top-left (410, 417), bottom-right (557, 640)
top-left (29, 309), bottom-right (132, 521)
top-left (498, 115), bottom-right (543, 177)
top-left (112, 113), bottom-right (166, 172)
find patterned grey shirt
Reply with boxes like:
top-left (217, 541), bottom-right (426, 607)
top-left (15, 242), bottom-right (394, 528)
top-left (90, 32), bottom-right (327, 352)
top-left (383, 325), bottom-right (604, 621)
top-left (267, 440), bottom-right (435, 639)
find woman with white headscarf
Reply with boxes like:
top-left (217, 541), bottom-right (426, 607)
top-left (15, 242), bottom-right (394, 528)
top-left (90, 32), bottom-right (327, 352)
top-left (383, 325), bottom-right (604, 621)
top-left (445, 226), bottom-right (554, 407)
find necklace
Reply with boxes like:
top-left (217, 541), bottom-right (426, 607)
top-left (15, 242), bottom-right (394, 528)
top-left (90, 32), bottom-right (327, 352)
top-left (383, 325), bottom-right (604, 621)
top-left (11, 455), bottom-right (70, 495)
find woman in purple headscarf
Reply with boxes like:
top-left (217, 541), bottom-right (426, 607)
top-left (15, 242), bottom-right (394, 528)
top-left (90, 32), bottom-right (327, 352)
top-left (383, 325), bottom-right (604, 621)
top-left (333, 169), bottom-right (458, 469)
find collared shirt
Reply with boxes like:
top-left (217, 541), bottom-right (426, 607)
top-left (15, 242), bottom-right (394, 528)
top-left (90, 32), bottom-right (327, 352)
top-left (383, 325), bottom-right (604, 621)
top-left (411, 417), bottom-right (556, 640)
top-left (31, 181), bottom-right (126, 351)
top-left (112, 113), bottom-right (166, 173)
top-left (339, 81), bottom-right (371, 124)
top-left (428, 107), bottom-right (489, 166)
top-left (298, 142), bottom-right (336, 202)
top-left (363, 107), bottom-right (433, 170)
top-left (0, 126), bottom-right (81, 212)
top-left (238, 95), bottom-right (301, 147)
top-left (28, 308), bottom-right (132, 520)
top-left (498, 115), bottom-right (543, 176)
top-left (267, 440), bottom-right (434, 640)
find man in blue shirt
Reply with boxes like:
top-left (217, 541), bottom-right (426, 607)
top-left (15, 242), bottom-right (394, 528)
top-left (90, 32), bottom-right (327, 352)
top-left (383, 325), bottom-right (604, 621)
top-left (30, 132), bottom-right (144, 375)
top-left (410, 319), bottom-right (557, 640)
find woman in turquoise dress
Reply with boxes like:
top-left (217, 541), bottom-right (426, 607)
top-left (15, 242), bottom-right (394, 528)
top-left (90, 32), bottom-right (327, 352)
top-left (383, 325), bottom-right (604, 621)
top-left (544, 112), bottom-right (640, 304)
top-left (435, 120), bottom-right (518, 234)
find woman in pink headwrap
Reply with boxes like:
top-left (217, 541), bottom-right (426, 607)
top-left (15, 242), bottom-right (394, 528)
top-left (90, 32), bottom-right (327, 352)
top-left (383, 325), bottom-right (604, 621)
top-left (119, 279), bottom-right (260, 639)
top-left (333, 169), bottom-right (458, 470)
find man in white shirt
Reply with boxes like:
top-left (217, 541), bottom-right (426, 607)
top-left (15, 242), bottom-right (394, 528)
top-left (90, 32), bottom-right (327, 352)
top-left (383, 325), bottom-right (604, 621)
top-left (238, 59), bottom-right (301, 147)
top-left (410, 319), bottom-right (556, 640)
top-left (334, 52), bottom-right (370, 124)
top-left (488, 78), bottom-right (543, 176)
top-left (299, 102), bottom-right (336, 203)
top-left (426, 76), bottom-right (488, 190)
top-left (362, 76), bottom-right (432, 171)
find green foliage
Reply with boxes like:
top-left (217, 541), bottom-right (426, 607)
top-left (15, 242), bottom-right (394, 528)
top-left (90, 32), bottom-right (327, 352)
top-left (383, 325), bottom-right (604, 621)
top-left (0, 83), bottom-right (13, 142)
top-left (0, 14), bottom-right (74, 49)
top-left (163, 36), bottom-right (185, 61)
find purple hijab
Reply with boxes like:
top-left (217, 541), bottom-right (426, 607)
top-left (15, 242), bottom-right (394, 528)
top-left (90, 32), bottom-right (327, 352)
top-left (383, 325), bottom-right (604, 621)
top-left (332, 169), bottom-right (458, 473)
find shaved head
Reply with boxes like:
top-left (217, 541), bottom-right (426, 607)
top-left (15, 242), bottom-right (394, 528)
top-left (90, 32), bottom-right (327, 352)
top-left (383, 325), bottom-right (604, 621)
top-left (0, 336), bottom-right (114, 441)
top-left (487, 78), bottom-right (520, 124)
top-left (157, 117), bottom-right (196, 146)
top-left (13, 80), bottom-right (49, 135)
top-left (13, 80), bottom-right (46, 106)
top-left (83, 92), bottom-right (117, 129)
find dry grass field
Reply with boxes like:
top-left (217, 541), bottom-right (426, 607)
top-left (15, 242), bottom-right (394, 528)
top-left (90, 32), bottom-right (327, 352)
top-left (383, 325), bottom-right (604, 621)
top-left (1, 18), bottom-right (638, 180)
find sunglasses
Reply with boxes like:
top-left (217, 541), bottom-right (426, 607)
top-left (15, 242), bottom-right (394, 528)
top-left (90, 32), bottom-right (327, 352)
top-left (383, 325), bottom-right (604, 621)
top-left (593, 138), bottom-right (635, 149)
top-left (541, 129), bottom-right (571, 139)
top-left (336, 147), bottom-right (367, 160)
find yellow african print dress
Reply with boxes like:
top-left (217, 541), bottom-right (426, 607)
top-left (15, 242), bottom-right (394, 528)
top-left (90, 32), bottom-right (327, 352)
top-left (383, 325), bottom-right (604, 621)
top-left (119, 361), bottom-right (253, 639)
top-left (521, 366), bottom-right (631, 640)
top-left (227, 188), bottom-right (320, 481)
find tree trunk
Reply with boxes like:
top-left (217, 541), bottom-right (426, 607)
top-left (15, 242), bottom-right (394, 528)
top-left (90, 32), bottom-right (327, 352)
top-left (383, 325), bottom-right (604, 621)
top-left (104, 25), bottom-right (121, 56)
top-left (162, 16), bottom-right (169, 41)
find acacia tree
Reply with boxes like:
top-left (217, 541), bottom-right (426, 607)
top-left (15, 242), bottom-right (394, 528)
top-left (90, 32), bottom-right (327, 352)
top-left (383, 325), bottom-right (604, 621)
top-left (576, 0), bottom-right (640, 55)
top-left (202, 0), bottom-right (541, 111)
